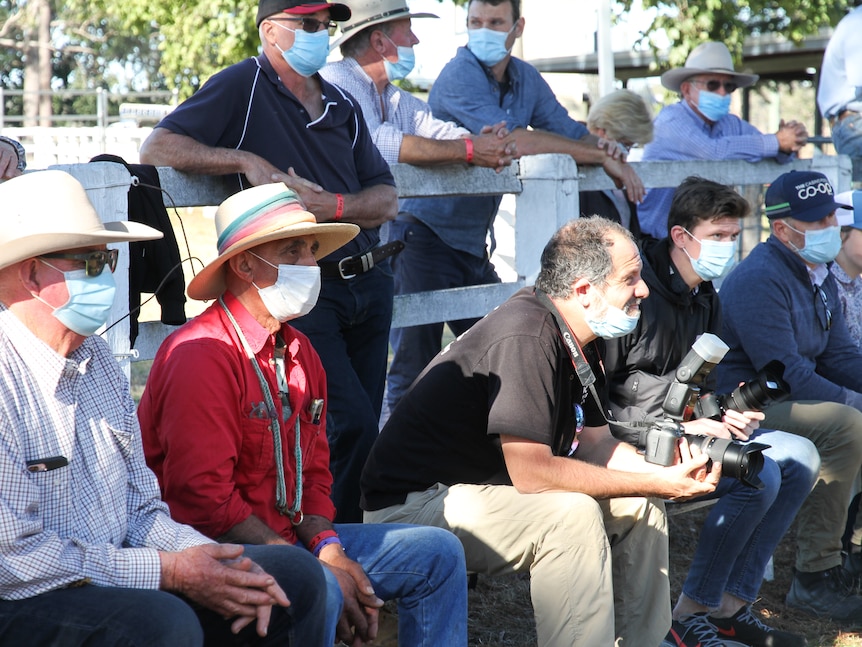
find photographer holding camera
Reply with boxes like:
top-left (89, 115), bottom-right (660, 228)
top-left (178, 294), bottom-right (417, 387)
top-left (604, 177), bottom-right (820, 647)
top-left (362, 217), bottom-right (721, 647)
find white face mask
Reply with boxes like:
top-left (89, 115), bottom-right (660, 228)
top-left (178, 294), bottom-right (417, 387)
top-left (251, 252), bottom-right (321, 322)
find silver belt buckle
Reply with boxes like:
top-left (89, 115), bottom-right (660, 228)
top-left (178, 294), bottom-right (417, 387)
top-left (337, 256), bottom-right (356, 280)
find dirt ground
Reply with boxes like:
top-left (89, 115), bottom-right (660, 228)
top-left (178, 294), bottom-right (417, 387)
top-left (363, 506), bottom-right (862, 647)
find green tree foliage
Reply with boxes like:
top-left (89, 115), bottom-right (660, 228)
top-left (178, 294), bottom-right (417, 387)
top-left (618, 0), bottom-right (855, 70)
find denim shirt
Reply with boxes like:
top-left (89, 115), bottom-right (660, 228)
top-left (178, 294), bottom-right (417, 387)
top-left (400, 47), bottom-right (588, 258)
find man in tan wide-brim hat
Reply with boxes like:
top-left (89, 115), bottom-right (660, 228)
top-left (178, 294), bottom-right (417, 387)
top-left (636, 40), bottom-right (810, 240)
top-left (139, 181), bottom-right (470, 647)
top-left (0, 170), bottom-right (333, 645)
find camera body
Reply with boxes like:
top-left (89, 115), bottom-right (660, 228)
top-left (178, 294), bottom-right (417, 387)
top-left (633, 335), bottom-right (785, 489)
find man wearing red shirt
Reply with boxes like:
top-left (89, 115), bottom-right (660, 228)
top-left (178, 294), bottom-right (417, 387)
top-left (138, 183), bottom-right (467, 647)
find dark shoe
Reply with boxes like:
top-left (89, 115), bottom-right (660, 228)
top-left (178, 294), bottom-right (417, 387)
top-left (661, 612), bottom-right (746, 647)
top-left (843, 550), bottom-right (862, 593)
top-left (709, 605), bottom-right (807, 647)
top-left (786, 566), bottom-right (862, 626)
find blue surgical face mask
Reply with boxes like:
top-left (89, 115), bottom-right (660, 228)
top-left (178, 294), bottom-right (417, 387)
top-left (786, 223), bottom-right (842, 265)
top-left (34, 261), bottom-right (117, 336)
top-left (585, 286), bottom-right (640, 339)
top-left (272, 22), bottom-right (330, 77)
top-left (467, 26), bottom-right (513, 67)
top-left (682, 229), bottom-right (738, 282)
top-left (696, 89), bottom-right (731, 122)
top-left (381, 33), bottom-right (415, 82)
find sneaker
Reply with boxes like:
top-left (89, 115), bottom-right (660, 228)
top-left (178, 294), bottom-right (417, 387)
top-left (661, 612), bottom-right (747, 647)
top-left (786, 565), bottom-right (862, 626)
top-left (709, 606), bottom-right (807, 647)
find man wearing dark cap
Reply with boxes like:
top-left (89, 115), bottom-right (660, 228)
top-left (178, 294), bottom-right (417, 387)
top-left (637, 41), bottom-right (809, 239)
top-left (715, 170), bottom-right (862, 624)
top-left (140, 0), bottom-right (399, 523)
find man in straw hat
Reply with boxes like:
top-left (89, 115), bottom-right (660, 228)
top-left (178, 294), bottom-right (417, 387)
top-left (141, 0), bottom-right (400, 525)
top-left (380, 0), bottom-right (645, 422)
top-left (323, 0), bottom-right (516, 170)
top-left (139, 183), bottom-right (468, 647)
top-left (0, 170), bottom-right (328, 645)
top-left (637, 40), bottom-right (809, 240)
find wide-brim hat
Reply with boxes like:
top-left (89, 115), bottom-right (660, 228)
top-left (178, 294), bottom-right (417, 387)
top-left (187, 183), bottom-right (359, 300)
top-left (764, 170), bottom-right (847, 223)
top-left (0, 170), bottom-right (162, 272)
top-left (661, 41), bottom-right (759, 92)
top-left (331, 0), bottom-right (437, 49)
top-left (257, 0), bottom-right (351, 27)
top-left (836, 190), bottom-right (862, 230)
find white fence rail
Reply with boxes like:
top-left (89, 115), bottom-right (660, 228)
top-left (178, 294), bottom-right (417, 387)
top-left (50, 154), bottom-right (853, 376)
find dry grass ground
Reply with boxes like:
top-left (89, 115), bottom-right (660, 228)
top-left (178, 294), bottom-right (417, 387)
top-left (364, 506), bottom-right (862, 647)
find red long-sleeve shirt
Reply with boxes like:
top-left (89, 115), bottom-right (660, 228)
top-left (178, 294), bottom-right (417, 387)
top-left (138, 292), bottom-right (334, 544)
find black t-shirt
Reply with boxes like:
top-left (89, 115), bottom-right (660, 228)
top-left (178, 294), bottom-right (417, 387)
top-left (361, 287), bottom-right (608, 511)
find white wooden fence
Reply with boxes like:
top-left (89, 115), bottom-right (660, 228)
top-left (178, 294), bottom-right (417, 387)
top-left (50, 154), bottom-right (853, 378)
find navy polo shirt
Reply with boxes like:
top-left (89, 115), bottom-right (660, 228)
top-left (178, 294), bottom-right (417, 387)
top-left (155, 55), bottom-right (395, 260)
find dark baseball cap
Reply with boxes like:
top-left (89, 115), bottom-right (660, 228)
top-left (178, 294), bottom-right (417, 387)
top-left (764, 170), bottom-right (846, 223)
top-left (256, 0), bottom-right (351, 27)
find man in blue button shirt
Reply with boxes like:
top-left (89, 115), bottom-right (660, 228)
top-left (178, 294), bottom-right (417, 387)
top-left (384, 0), bottom-right (644, 419)
top-left (637, 41), bottom-right (808, 240)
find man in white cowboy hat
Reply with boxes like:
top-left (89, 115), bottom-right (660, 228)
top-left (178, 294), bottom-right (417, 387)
top-left (141, 0), bottom-right (400, 525)
top-left (0, 170), bottom-right (330, 646)
top-left (379, 0), bottom-right (645, 422)
top-left (322, 0), bottom-right (516, 169)
top-left (637, 40), bottom-right (809, 240)
top-left (138, 182), bottom-right (468, 647)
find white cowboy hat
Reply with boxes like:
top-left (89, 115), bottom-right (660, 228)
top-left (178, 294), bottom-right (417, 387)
top-left (0, 170), bottom-right (162, 271)
top-left (331, 0), bottom-right (437, 49)
top-left (187, 183), bottom-right (359, 300)
top-left (661, 41), bottom-right (759, 92)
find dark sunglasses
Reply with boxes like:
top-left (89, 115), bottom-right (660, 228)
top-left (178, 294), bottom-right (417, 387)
top-left (691, 79), bottom-right (738, 94)
top-left (41, 249), bottom-right (119, 277)
top-left (814, 284), bottom-right (833, 331)
top-left (269, 16), bottom-right (337, 33)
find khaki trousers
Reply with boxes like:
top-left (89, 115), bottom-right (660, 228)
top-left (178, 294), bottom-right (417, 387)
top-left (761, 400), bottom-right (862, 572)
top-left (365, 483), bottom-right (669, 647)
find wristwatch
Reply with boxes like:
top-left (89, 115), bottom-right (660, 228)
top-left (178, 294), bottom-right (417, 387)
top-left (0, 136), bottom-right (26, 172)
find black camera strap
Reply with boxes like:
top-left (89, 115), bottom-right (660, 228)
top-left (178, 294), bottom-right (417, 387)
top-left (535, 289), bottom-right (663, 436)
top-left (534, 289), bottom-right (608, 423)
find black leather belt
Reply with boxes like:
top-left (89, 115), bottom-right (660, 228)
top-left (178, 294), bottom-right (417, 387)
top-left (319, 240), bottom-right (405, 280)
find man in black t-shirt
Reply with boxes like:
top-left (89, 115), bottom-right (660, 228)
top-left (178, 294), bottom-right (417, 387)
top-left (362, 217), bottom-right (721, 647)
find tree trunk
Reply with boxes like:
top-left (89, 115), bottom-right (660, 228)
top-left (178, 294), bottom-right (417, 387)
top-left (22, 0), bottom-right (52, 127)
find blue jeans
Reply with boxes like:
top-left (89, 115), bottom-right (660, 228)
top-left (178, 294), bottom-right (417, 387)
top-left (832, 111), bottom-right (862, 157)
top-left (292, 265), bottom-right (394, 524)
top-left (680, 429), bottom-right (820, 607)
top-left (320, 523), bottom-right (467, 647)
top-left (384, 217), bottom-right (500, 422)
top-left (0, 543), bottom-right (328, 647)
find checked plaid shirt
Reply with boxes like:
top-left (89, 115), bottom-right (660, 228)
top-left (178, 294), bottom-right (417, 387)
top-left (0, 304), bottom-right (209, 600)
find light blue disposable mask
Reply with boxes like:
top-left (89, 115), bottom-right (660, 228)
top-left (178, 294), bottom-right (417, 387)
top-left (682, 229), bottom-right (738, 282)
top-left (696, 89), bottom-right (731, 122)
top-left (273, 23), bottom-right (330, 77)
top-left (34, 262), bottom-right (117, 337)
top-left (585, 287), bottom-right (640, 339)
top-left (467, 26), bottom-right (513, 67)
top-left (381, 33), bottom-right (415, 82)
top-left (786, 223), bottom-right (842, 265)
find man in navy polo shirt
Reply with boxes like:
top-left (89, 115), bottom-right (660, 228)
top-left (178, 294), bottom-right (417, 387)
top-left (140, 0), bottom-right (397, 523)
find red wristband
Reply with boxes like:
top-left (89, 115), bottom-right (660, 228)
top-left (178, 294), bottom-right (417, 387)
top-left (334, 193), bottom-right (344, 221)
top-left (464, 138), bottom-right (474, 164)
top-left (306, 529), bottom-right (339, 554)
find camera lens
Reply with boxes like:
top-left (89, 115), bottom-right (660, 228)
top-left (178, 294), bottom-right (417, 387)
top-left (685, 435), bottom-right (771, 489)
top-left (723, 360), bottom-right (790, 413)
